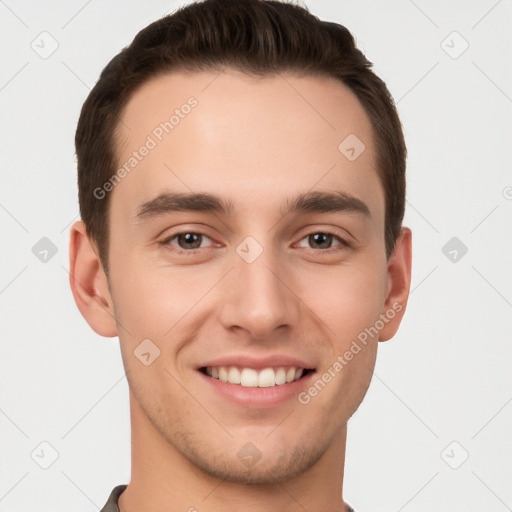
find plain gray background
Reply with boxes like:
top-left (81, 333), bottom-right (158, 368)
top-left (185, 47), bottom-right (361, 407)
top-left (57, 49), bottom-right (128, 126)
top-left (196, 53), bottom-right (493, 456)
top-left (1, 1), bottom-right (511, 511)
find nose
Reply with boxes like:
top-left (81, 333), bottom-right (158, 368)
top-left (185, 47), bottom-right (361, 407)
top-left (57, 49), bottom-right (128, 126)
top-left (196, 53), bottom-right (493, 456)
top-left (218, 241), bottom-right (300, 339)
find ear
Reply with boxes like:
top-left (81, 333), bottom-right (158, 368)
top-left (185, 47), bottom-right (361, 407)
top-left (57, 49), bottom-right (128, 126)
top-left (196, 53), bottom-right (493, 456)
top-left (379, 227), bottom-right (412, 342)
top-left (68, 220), bottom-right (118, 337)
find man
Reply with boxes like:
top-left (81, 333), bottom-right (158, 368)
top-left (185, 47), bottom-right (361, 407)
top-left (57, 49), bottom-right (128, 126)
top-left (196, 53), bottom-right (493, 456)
top-left (68, 0), bottom-right (412, 510)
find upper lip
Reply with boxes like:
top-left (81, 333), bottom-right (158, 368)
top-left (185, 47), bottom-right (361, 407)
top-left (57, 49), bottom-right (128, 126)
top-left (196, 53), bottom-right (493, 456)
top-left (197, 354), bottom-right (316, 371)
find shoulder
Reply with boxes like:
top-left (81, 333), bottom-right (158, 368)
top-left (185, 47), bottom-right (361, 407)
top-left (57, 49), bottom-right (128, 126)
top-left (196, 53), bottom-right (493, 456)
top-left (100, 484), bottom-right (127, 512)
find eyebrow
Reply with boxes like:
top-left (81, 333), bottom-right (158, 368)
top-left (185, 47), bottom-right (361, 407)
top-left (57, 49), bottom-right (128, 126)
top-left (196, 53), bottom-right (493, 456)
top-left (135, 190), bottom-right (371, 220)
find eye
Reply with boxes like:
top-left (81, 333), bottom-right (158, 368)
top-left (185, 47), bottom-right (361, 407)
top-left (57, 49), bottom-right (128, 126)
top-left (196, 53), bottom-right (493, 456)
top-left (160, 232), bottom-right (215, 252)
top-left (159, 229), bottom-right (350, 255)
top-left (296, 231), bottom-right (349, 251)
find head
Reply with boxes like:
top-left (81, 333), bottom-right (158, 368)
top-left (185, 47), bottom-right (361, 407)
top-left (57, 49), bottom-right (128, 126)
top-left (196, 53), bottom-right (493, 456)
top-left (70, 0), bottom-right (411, 485)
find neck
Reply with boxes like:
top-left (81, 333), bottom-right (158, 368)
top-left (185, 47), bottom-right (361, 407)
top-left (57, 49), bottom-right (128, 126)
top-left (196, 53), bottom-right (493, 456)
top-left (119, 390), bottom-right (348, 512)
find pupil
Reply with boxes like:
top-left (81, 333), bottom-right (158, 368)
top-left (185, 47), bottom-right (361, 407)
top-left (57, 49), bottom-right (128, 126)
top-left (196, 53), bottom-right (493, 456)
top-left (180, 233), bottom-right (201, 249)
top-left (310, 233), bottom-right (331, 249)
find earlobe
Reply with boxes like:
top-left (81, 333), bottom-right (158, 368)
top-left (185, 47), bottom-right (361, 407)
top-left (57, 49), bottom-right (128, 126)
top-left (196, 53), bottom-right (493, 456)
top-left (379, 227), bottom-right (412, 342)
top-left (68, 220), bottom-right (118, 338)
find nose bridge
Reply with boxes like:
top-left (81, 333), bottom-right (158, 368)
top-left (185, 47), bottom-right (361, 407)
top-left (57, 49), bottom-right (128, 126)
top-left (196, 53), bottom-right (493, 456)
top-left (219, 235), bottom-right (297, 337)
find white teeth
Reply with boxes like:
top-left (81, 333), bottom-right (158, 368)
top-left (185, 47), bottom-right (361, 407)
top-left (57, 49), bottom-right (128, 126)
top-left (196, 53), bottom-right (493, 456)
top-left (228, 366), bottom-right (241, 384)
top-left (275, 367), bottom-right (286, 385)
top-left (205, 366), bottom-right (308, 387)
top-left (258, 368), bottom-right (275, 387)
top-left (218, 367), bottom-right (228, 382)
top-left (241, 368), bottom-right (258, 387)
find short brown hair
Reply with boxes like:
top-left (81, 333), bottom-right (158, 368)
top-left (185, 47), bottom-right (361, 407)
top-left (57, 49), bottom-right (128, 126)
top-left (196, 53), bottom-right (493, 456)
top-left (75, 0), bottom-right (406, 278)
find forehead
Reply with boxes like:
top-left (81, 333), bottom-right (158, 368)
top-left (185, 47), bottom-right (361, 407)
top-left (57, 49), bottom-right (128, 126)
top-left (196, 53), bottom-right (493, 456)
top-left (111, 69), bottom-right (383, 222)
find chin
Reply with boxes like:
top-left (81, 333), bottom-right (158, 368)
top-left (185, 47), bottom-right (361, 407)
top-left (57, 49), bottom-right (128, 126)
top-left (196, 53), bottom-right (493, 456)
top-left (176, 431), bottom-right (330, 485)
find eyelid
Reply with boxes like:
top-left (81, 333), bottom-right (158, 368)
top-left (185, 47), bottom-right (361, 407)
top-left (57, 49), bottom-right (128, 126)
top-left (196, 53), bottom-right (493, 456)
top-left (295, 229), bottom-right (351, 250)
top-left (160, 231), bottom-right (217, 251)
top-left (159, 227), bottom-right (351, 254)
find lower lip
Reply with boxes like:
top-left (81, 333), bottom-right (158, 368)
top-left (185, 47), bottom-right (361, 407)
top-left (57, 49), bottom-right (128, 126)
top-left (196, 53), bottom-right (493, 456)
top-left (197, 370), bottom-right (316, 408)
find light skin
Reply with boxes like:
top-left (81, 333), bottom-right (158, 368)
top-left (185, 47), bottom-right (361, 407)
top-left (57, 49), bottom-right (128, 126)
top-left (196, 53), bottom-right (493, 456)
top-left (69, 69), bottom-right (412, 512)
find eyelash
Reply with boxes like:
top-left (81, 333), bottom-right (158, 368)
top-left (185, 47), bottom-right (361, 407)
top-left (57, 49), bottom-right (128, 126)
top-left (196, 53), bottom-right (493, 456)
top-left (159, 229), bottom-right (350, 255)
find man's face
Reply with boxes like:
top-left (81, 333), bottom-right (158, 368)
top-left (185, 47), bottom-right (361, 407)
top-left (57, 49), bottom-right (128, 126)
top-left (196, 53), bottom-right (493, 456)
top-left (107, 69), bottom-right (392, 483)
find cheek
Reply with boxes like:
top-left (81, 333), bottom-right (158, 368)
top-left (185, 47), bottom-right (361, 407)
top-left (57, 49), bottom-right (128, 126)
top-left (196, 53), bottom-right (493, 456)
top-left (309, 263), bottom-right (385, 408)
top-left (300, 260), bottom-right (387, 341)
top-left (108, 250), bottom-right (182, 341)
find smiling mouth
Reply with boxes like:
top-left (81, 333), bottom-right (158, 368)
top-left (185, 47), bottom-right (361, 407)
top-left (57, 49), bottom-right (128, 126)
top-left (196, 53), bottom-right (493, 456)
top-left (199, 366), bottom-right (314, 388)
